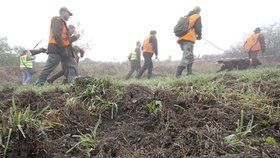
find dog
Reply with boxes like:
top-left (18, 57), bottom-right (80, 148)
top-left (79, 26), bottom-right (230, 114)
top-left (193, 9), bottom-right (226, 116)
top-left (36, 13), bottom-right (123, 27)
top-left (216, 58), bottom-right (261, 73)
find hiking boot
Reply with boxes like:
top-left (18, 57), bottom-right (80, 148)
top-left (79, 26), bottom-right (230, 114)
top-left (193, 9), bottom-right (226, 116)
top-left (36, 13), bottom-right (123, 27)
top-left (175, 66), bottom-right (185, 78)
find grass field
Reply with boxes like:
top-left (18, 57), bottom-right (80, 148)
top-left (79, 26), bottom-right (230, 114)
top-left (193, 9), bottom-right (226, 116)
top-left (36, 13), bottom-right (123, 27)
top-left (0, 67), bottom-right (279, 157)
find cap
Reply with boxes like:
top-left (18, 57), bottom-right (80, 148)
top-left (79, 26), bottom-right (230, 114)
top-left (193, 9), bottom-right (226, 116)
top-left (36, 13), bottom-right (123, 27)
top-left (254, 27), bottom-right (261, 32)
top-left (193, 6), bottom-right (201, 13)
top-left (150, 30), bottom-right (157, 35)
top-left (59, 7), bottom-right (73, 16)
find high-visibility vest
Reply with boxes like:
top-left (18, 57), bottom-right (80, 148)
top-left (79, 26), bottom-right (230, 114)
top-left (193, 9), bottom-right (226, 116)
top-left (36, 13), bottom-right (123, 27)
top-left (178, 14), bottom-right (201, 43)
top-left (20, 51), bottom-right (33, 69)
top-left (49, 17), bottom-right (70, 46)
top-left (244, 33), bottom-right (261, 53)
top-left (130, 48), bottom-right (138, 60)
top-left (143, 35), bottom-right (154, 54)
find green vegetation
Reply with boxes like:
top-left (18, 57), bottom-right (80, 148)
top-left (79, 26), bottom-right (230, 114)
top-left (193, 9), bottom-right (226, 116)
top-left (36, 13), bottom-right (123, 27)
top-left (66, 115), bottom-right (102, 157)
top-left (0, 68), bottom-right (279, 157)
top-left (224, 110), bottom-right (257, 149)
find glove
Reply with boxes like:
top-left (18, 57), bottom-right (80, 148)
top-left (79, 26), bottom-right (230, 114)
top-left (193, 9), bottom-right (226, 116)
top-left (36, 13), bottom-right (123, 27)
top-left (75, 34), bottom-right (81, 39)
top-left (40, 48), bottom-right (47, 53)
top-left (197, 36), bottom-right (202, 40)
top-left (155, 55), bottom-right (158, 60)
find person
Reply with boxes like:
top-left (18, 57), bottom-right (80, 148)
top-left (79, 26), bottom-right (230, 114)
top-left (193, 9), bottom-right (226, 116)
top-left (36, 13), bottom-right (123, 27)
top-left (20, 48), bottom-right (47, 85)
top-left (175, 6), bottom-right (202, 77)
top-left (35, 7), bottom-right (76, 86)
top-left (125, 41), bottom-right (141, 80)
top-left (46, 25), bottom-right (81, 84)
top-left (72, 45), bottom-right (85, 64)
top-left (136, 30), bottom-right (158, 79)
top-left (243, 27), bottom-right (265, 67)
top-left (20, 50), bottom-right (35, 85)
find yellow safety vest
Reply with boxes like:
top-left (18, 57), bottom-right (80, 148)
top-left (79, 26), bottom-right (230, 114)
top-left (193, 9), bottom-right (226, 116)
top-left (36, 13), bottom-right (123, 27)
top-left (20, 51), bottom-right (33, 69)
top-left (130, 48), bottom-right (138, 60)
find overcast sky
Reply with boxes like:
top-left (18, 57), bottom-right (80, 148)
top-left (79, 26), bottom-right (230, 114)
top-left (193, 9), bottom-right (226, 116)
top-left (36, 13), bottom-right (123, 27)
top-left (1, 0), bottom-right (280, 62)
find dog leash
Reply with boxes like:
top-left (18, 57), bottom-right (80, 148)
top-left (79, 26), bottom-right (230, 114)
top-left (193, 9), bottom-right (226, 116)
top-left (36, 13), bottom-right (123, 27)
top-left (202, 38), bottom-right (227, 53)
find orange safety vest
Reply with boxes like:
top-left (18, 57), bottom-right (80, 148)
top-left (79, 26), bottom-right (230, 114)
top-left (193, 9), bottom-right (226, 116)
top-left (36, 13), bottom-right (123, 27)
top-left (143, 35), bottom-right (154, 54)
top-left (178, 14), bottom-right (201, 43)
top-left (49, 17), bottom-right (70, 46)
top-left (244, 33), bottom-right (261, 53)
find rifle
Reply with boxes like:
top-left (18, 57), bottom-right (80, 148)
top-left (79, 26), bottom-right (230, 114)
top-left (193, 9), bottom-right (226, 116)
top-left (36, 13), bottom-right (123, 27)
top-left (33, 39), bottom-right (44, 49)
top-left (30, 39), bottom-right (47, 56)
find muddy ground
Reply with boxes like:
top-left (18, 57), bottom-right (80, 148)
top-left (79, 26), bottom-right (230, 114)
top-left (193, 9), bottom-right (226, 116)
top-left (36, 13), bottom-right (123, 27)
top-left (0, 76), bottom-right (279, 158)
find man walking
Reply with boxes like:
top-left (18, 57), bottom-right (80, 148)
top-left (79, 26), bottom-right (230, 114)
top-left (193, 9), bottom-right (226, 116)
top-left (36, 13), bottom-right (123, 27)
top-left (243, 27), bottom-right (265, 67)
top-left (47, 25), bottom-right (80, 84)
top-left (125, 41), bottom-right (141, 80)
top-left (136, 30), bottom-right (158, 79)
top-left (175, 6), bottom-right (202, 77)
top-left (35, 7), bottom-right (75, 86)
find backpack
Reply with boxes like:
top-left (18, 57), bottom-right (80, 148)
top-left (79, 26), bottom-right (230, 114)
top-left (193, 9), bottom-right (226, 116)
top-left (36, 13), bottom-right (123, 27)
top-left (173, 16), bottom-right (190, 37)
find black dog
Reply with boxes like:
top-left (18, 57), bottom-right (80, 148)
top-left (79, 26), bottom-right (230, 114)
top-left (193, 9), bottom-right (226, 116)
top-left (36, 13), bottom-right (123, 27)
top-left (217, 58), bottom-right (261, 72)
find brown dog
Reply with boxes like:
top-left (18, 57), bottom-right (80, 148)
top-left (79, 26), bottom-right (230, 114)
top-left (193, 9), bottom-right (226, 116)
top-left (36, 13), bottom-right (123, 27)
top-left (217, 58), bottom-right (261, 72)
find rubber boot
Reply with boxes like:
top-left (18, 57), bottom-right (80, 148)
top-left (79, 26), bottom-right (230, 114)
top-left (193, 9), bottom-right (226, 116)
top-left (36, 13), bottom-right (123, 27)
top-left (175, 66), bottom-right (185, 78)
top-left (187, 64), bottom-right (193, 75)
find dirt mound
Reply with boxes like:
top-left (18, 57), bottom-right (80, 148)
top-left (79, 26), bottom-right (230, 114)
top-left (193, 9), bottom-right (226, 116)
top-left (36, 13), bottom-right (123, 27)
top-left (0, 77), bottom-right (279, 158)
top-left (122, 84), bottom-right (153, 110)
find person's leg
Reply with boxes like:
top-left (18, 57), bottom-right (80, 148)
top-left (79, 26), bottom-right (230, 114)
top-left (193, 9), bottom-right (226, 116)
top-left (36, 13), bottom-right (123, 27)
top-left (25, 68), bottom-right (33, 85)
top-left (147, 57), bottom-right (153, 79)
top-left (176, 42), bottom-right (194, 77)
top-left (65, 55), bottom-right (78, 83)
top-left (135, 62), bottom-right (141, 75)
top-left (182, 42), bottom-right (194, 75)
top-left (35, 54), bottom-right (62, 86)
top-left (134, 62), bottom-right (141, 78)
top-left (22, 69), bottom-right (29, 85)
top-left (176, 43), bottom-right (186, 77)
top-left (136, 53), bottom-right (149, 79)
top-left (21, 69), bottom-right (26, 85)
top-left (125, 61), bottom-right (136, 80)
top-left (47, 70), bottom-right (65, 84)
top-left (251, 52), bottom-right (259, 68)
top-left (248, 51), bottom-right (253, 65)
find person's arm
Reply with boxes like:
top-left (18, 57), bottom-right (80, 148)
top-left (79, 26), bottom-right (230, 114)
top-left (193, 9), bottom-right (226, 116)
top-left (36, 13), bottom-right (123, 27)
top-left (70, 34), bottom-right (80, 43)
top-left (26, 51), bottom-right (35, 61)
top-left (259, 34), bottom-right (266, 53)
top-left (150, 36), bottom-right (158, 56)
top-left (79, 48), bottom-right (85, 58)
top-left (29, 48), bottom-right (47, 56)
top-left (127, 53), bottom-right (132, 61)
top-left (51, 18), bottom-right (64, 48)
top-left (194, 17), bottom-right (202, 40)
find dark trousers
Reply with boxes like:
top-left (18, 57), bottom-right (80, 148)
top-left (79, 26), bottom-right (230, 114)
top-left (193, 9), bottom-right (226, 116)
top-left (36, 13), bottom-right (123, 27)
top-left (125, 60), bottom-right (140, 80)
top-left (47, 61), bottom-right (67, 83)
top-left (36, 49), bottom-right (77, 86)
top-left (136, 52), bottom-right (153, 79)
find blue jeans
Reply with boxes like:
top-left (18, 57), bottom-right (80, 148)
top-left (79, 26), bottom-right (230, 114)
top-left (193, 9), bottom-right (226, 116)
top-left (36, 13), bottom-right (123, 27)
top-left (21, 68), bottom-right (32, 85)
